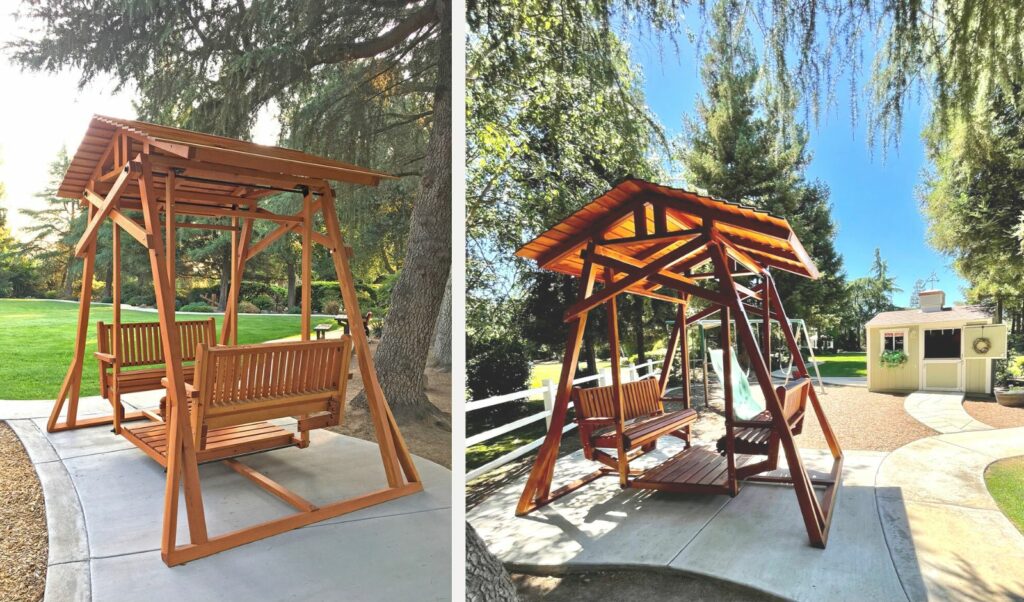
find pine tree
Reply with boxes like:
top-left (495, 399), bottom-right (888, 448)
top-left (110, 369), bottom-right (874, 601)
top-left (20, 148), bottom-right (83, 297)
top-left (679, 0), bottom-right (846, 329)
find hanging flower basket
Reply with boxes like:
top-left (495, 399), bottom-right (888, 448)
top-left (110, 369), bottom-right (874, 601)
top-left (879, 349), bottom-right (908, 368)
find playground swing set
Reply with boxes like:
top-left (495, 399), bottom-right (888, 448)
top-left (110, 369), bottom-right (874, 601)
top-left (47, 115), bottom-right (422, 566)
top-left (515, 178), bottom-right (843, 548)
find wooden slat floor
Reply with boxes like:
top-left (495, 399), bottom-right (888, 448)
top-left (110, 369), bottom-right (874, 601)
top-left (122, 420), bottom-right (296, 466)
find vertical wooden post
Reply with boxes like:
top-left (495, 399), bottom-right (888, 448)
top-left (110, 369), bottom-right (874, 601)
top-left (721, 303), bottom-right (738, 495)
top-left (319, 186), bottom-right (417, 486)
top-left (761, 274), bottom-right (771, 372)
top-left (137, 157), bottom-right (209, 561)
top-left (605, 273), bottom-right (629, 487)
top-left (680, 300), bottom-right (690, 409)
top-left (517, 244), bottom-right (597, 514)
top-left (111, 221), bottom-right (123, 433)
top-left (166, 171), bottom-right (176, 305)
top-left (301, 189), bottom-right (312, 341)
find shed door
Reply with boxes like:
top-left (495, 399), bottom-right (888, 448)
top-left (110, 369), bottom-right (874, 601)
top-left (921, 328), bottom-right (963, 391)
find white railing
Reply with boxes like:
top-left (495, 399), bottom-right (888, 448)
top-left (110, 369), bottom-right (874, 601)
top-left (466, 359), bottom-right (661, 481)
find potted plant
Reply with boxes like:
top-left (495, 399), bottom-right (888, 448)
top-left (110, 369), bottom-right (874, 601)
top-left (995, 386), bottom-right (1024, 408)
top-left (879, 349), bottom-right (908, 368)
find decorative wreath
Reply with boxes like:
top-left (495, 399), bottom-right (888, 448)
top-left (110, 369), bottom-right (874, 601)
top-left (973, 337), bottom-right (992, 354)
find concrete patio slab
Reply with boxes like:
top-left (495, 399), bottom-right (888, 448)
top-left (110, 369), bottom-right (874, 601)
top-left (90, 508), bottom-right (452, 602)
top-left (671, 485), bottom-right (905, 601)
top-left (12, 416), bottom-right (451, 601)
top-left (468, 441), bottom-right (898, 601)
top-left (903, 391), bottom-right (986, 434)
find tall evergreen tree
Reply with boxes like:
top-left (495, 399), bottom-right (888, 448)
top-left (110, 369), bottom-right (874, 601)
top-left (679, 0), bottom-right (846, 330)
top-left (20, 148), bottom-right (82, 297)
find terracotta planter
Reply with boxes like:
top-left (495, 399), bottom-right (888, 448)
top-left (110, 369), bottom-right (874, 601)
top-left (995, 388), bottom-right (1024, 408)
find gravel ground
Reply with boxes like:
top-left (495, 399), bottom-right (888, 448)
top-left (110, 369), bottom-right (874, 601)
top-left (0, 421), bottom-right (47, 602)
top-left (964, 398), bottom-right (1024, 429)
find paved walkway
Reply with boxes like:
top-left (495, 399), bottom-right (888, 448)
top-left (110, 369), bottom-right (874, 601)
top-left (470, 399), bottom-right (1024, 600)
top-left (3, 392), bottom-right (451, 602)
top-left (903, 391), bottom-right (989, 433)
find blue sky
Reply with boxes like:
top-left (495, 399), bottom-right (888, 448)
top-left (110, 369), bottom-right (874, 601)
top-left (624, 22), bottom-right (968, 307)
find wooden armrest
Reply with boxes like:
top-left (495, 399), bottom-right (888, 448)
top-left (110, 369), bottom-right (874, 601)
top-left (160, 377), bottom-right (198, 397)
top-left (94, 352), bottom-right (115, 364)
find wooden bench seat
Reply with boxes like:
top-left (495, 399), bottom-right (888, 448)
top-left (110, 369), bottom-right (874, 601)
top-left (96, 319), bottom-right (216, 431)
top-left (717, 378), bottom-right (810, 456)
top-left (572, 377), bottom-right (694, 471)
top-left (123, 337), bottom-right (353, 467)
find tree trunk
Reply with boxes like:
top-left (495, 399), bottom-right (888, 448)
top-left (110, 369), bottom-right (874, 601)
top-left (583, 331), bottom-right (597, 376)
top-left (465, 523), bottom-right (519, 602)
top-left (62, 252), bottom-right (75, 298)
top-left (429, 270), bottom-right (452, 371)
top-left (287, 261), bottom-right (297, 310)
top-left (355, 0), bottom-right (451, 419)
top-left (218, 250), bottom-right (230, 311)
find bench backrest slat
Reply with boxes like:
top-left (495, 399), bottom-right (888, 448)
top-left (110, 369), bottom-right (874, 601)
top-left (193, 338), bottom-right (352, 433)
top-left (572, 377), bottom-right (662, 421)
top-left (97, 319), bottom-right (216, 367)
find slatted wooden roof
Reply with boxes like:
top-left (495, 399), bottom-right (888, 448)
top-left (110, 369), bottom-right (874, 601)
top-left (59, 114), bottom-right (394, 201)
top-left (517, 178), bottom-right (819, 280)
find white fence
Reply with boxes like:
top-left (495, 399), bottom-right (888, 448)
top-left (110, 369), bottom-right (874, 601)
top-left (465, 359), bottom-right (661, 481)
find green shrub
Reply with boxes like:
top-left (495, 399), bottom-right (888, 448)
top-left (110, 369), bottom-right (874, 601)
top-left (237, 300), bottom-right (260, 314)
top-left (127, 295), bottom-right (153, 307)
top-left (467, 335), bottom-right (531, 400)
top-left (180, 302), bottom-right (216, 313)
top-left (251, 293), bottom-right (276, 311)
top-left (322, 299), bottom-right (340, 315)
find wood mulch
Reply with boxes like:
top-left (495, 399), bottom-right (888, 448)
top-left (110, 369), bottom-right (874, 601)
top-left (0, 421), bottom-right (47, 602)
top-left (330, 339), bottom-right (452, 469)
top-left (963, 398), bottom-right (1024, 430)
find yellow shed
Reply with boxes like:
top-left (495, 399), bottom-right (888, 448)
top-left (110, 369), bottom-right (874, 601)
top-left (865, 291), bottom-right (1007, 394)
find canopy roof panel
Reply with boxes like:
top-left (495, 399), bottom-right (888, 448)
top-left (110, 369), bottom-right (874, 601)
top-left (516, 178), bottom-right (819, 281)
top-left (58, 115), bottom-right (395, 200)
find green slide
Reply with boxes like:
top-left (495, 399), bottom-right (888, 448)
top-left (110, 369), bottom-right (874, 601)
top-left (707, 348), bottom-right (765, 421)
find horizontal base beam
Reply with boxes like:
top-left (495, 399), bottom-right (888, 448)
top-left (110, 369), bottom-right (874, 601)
top-left (48, 411), bottom-right (146, 433)
top-left (165, 482), bottom-right (423, 565)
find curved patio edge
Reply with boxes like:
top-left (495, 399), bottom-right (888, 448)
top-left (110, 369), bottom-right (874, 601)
top-left (3, 394), bottom-right (452, 602)
top-left (874, 425), bottom-right (1024, 601)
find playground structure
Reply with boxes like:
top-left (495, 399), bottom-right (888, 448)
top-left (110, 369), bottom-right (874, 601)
top-left (46, 115), bottom-right (421, 565)
top-left (514, 178), bottom-right (843, 548)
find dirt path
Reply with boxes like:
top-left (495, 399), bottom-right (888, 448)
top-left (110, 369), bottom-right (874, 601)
top-left (0, 422), bottom-right (47, 602)
top-left (330, 339), bottom-right (452, 469)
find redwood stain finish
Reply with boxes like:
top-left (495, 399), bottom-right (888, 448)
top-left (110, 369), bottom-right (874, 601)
top-left (515, 178), bottom-right (843, 549)
top-left (46, 116), bottom-right (422, 566)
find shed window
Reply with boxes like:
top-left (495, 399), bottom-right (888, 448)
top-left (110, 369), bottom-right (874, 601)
top-left (882, 331), bottom-right (905, 352)
top-left (924, 328), bottom-right (961, 359)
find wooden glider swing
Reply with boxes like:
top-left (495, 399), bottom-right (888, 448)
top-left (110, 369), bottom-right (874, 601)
top-left (47, 115), bottom-right (421, 565)
top-left (515, 178), bottom-right (843, 548)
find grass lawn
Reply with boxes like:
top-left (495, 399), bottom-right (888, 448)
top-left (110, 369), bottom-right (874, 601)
top-left (811, 352), bottom-right (867, 377)
top-left (985, 456), bottom-right (1024, 535)
top-left (0, 299), bottom-right (332, 399)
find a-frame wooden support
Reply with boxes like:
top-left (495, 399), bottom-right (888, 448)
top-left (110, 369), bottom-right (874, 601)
top-left (516, 217), bottom-right (843, 548)
top-left (47, 143), bottom-right (422, 565)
